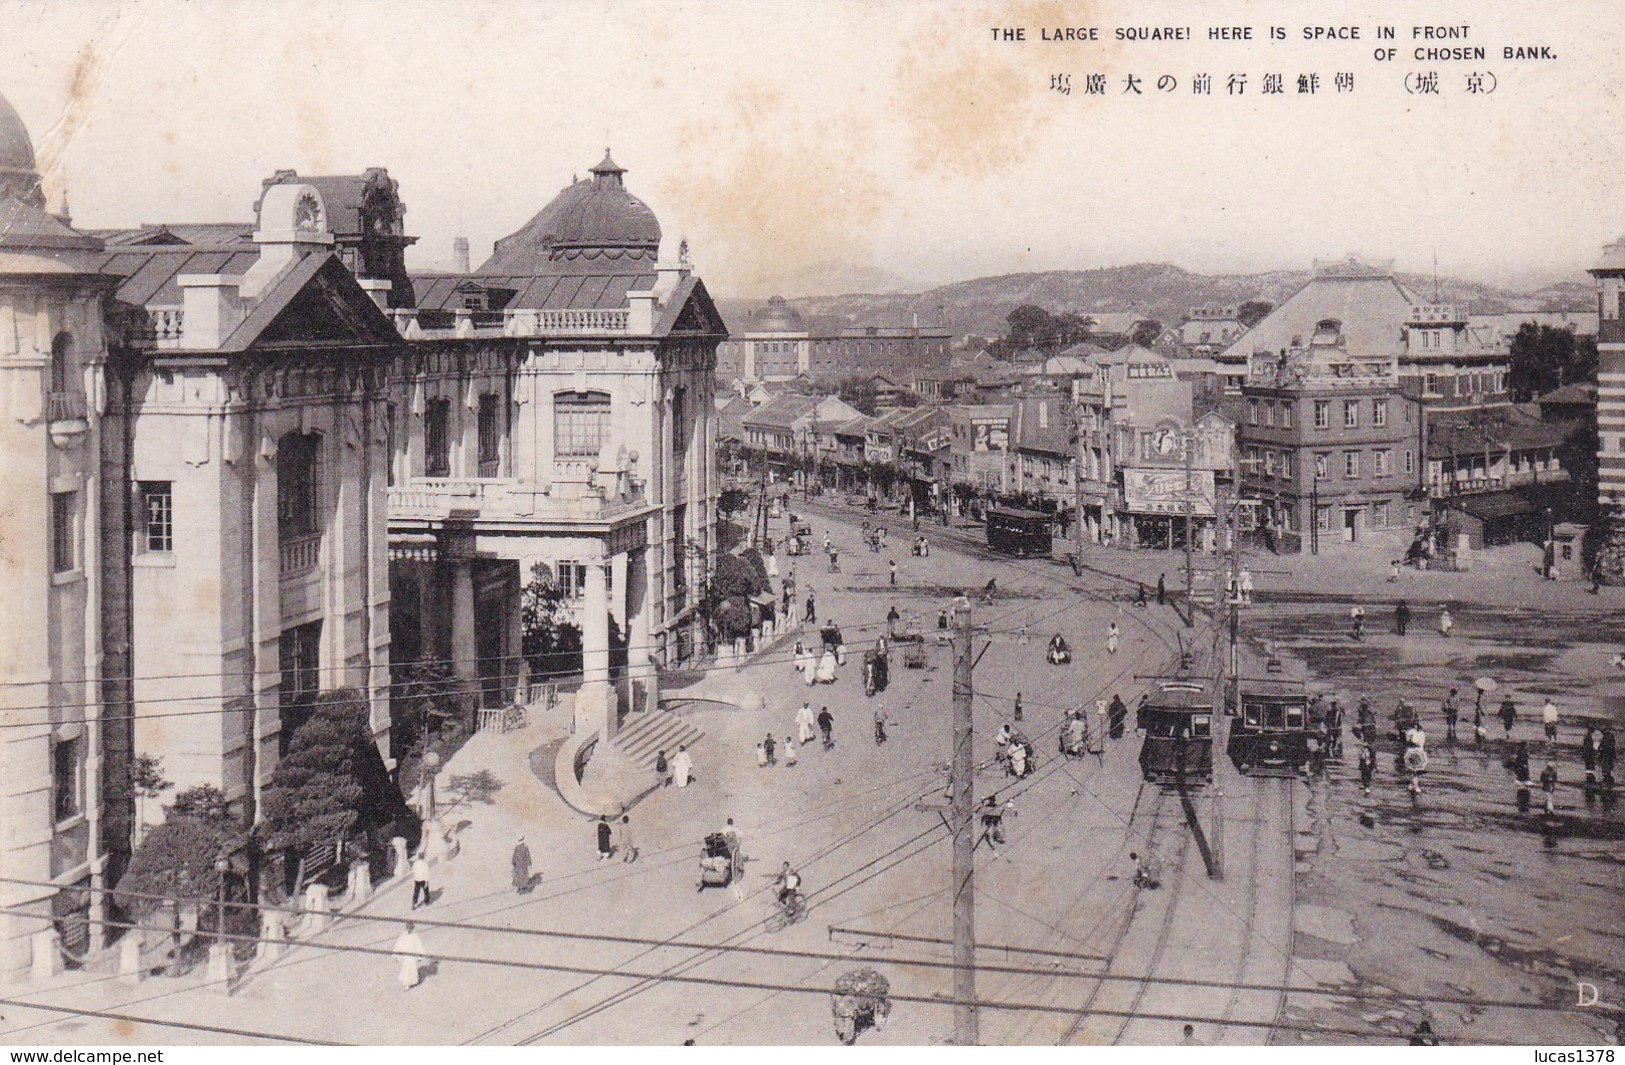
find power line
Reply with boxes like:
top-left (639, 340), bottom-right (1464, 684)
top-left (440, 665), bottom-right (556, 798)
top-left (0, 904), bottom-right (1534, 1046)
top-left (0, 994), bottom-right (345, 1045)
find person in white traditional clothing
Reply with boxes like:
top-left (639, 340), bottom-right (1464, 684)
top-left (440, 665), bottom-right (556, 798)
top-left (1106, 622), bottom-right (1120, 655)
top-left (816, 649), bottom-right (838, 684)
top-left (393, 923), bottom-right (426, 990)
top-left (794, 640), bottom-right (814, 676)
top-left (795, 702), bottom-right (818, 745)
top-left (672, 744), bottom-right (694, 788)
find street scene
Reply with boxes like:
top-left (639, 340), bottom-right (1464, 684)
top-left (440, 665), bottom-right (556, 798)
top-left (1, 0), bottom-right (1623, 1050)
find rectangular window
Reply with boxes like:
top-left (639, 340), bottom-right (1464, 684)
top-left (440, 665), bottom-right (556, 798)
top-left (1456, 375), bottom-right (1468, 397)
top-left (1343, 401), bottom-right (1359, 428)
top-left (278, 620), bottom-right (322, 752)
top-left (1344, 450), bottom-right (1360, 478)
top-left (51, 492), bottom-right (76, 574)
top-left (139, 482), bottom-right (173, 553)
top-left (477, 393), bottom-right (501, 475)
top-left (1263, 403), bottom-right (1275, 428)
top-left (1372, 399), bottom-right (1388, 427)
top-left (1372, 501), bottom-right (1390, 528)
top-left (673, 386), bottom-right (689, 454)
top-left (1313, 401), bottom-right (1329, 429)
top-left (555, 392), bottom-right (612, 459)
top-left (1281, 403), bottom-right (1293, 429)
top-left (555, 561), bottom-right (588, 599)
top-left (53, 735), bottom-right (81, 823)
top-left (1247, 399), bottom-right (1259, 426)
top-left (1374, 449), bottom-right (1391, 476)
top-left (1264, 450), bottom-right (1277, 475)
top-left (1424, 372), bottom-right (1438, 395)
top-left (425, 399), bottom-right (451, 478)
top-left (1282, 451), bottom-right (1295, 479)
top-left (1405, 450), bottom-right (1415, 475)
top-left (385, 402), bottom-right (397, 488)
top-left (1314, 453), bottom-right (1329, 480)
top-left (1316, 506), bottom-right (1332, 532)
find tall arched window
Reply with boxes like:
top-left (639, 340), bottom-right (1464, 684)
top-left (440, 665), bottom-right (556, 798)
top-left (554, 391), bottom-right (611, 459)
top-left (50, 333), bottom-right (72, 394)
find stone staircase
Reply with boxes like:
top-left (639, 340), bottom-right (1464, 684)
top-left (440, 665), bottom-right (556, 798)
top-left (610, 709), bottom-right (705, 773)
top-left (571, 709), bottom-right (705, 815)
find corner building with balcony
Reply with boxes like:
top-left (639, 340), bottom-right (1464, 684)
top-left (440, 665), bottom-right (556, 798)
top-left (392, 151), bottom-right (724, 741)
top-left (0, 82), bottom-right (722, 983)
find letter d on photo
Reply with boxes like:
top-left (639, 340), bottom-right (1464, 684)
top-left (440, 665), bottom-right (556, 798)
top-left (1576, 981), bottom-right (1598, 1007)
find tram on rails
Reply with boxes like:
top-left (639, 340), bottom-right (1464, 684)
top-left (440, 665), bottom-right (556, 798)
top-left (985, 506), bottom-right (1053, 558)
top-left (1135, 654), bottom-right (1216, 788)
top-left (1226, 657), bottom-right (1314, 777)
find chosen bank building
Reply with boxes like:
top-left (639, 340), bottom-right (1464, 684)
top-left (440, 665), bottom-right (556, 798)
top-left (0, 88), bottom-right (723, 981)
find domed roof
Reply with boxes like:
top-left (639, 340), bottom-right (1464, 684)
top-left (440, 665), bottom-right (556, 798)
top-left (481, 150), bottom-right (661, 274)
top-left (751, 296), bottom-right (805, 333)
top-left (0, 91), bottom-right (45, 208)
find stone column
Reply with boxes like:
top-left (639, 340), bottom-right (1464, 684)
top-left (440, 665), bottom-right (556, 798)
top-left (574, 557), bottom-right (613, 739)
top-left (627, 547), bottom-right (655, 714)
top-left (506, 562), bottom-right (524, 704)
top-left (450, 557), bottom-right (478, 727)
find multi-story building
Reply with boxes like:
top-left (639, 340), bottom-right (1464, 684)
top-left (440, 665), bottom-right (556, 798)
top-left (0, 87), bottom-right (725, 980)
top-left (1240, 320), bottom-right (1421, 549)
top-left (1072, 346), bottom-right (1234, 548)
top-left (944, 404), bottom-right (1013, 495)
top-left (0, 93), bottom-right (121, 980)
top-left (715, 298), bottom-right (951, 385)
top-left (1218, 257), bottom-right (1510, 407)
top-left (1010, 393), bottom-right (1076, 519)
top-left (1591, 234), bottom-right (1625, 511)
top-left (1177, 305), bottom-right (1251, 357)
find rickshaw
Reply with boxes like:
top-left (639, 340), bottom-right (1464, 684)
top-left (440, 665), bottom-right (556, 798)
top-left (831, 968), bottom-right (892, 1044)
top-left (698, 833), bottom-right (737, 890)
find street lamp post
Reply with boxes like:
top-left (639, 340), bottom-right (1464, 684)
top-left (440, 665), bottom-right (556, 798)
top-left (213, 855), bottom-right (230, 940)
top-left (422, 750), bottom-right (441, 822)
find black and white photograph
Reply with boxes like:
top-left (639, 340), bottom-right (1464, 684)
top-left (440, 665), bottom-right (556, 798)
top-left (0, 0), bottom-right (1620, 1050)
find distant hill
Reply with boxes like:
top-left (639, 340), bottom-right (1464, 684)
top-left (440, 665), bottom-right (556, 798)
top-left (718, 262), bottom-right (1593, 341)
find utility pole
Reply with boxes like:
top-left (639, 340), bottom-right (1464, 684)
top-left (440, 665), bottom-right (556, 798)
top-left (1310, 474), bottom-right (1320, 556)
top-left (949, 601), bottom-right (977, 1045)
top-left (1183, 429), bottom-right (1195, 626)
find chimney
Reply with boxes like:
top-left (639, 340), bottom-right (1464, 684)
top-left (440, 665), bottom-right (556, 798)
top-left (453, 237), bottom-right (470, 274)
top-left (177, 275), bottom-right (245, 349)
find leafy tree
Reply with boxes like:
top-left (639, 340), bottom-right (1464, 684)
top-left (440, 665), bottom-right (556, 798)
top-left (1509, 324), bottom-right (1598, 401)
top-left (129, 754), bottom-right (171, 843)
top-left (1005, 305), bottom-right (1055, 350)
top-left (389, 660), bottom-right (459, 761)
top-left (170, 784), bottom-right (233, 821)
top-left (117, 784), bottom-right (240, 920)
top-left (717, 487), bottom-right (751, 522)
top-left (709, 549), bottom-right (770, 641)
top-left (1236, 300), bottom-right (1275, 328)
top-left (259, 691), bottom-right (370, 891)
top-left (1130, 319), bottom-right (1164, 348)
top-left (520, 563), bottom-right (583, 678)
top-left (1583, 492), bottom-right (1625, 579)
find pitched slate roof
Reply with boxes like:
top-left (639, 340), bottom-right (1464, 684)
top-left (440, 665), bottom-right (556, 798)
top-left (1424, 405), bottom-right (1570, 459)
top-left (97, 245), bottom-right (262, 305)
top-left (1219, 268), bottom-right (1418, 362)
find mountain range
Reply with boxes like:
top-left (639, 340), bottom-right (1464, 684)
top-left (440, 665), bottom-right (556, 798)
top-left (722, 262), bottom-right (1593, 340)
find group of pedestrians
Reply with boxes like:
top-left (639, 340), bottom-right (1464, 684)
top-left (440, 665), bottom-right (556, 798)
top-left (1341, 684), bottom-right (1618, 813)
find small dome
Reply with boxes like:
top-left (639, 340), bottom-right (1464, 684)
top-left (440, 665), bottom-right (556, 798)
top-left (0, 91), bottom-right (45, 208)
top-left (752, 296), bottom-right (804, 333)
top-left (481, 149), bottom-right (661, 274)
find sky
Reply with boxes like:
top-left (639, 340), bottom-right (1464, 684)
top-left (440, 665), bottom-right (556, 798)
top-left (2, 0), bottom-right (1622, 298)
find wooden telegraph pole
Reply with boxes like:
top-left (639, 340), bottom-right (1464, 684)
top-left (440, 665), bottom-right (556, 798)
top-left (949, 601), bottom-right (977, 1044)
top-left (1183, 429), bottom-right (1196, 626)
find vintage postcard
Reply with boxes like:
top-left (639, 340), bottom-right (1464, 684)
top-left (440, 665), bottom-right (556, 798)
top-left (0, 0), bottom-right (1619, 1051)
